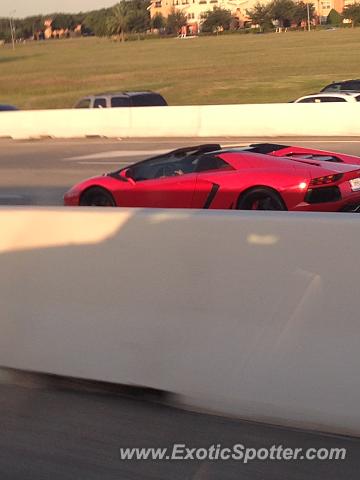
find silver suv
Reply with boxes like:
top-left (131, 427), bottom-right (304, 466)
top-left (74, 91), bottom-right (168, 108)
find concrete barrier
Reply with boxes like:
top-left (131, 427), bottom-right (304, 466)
top-left (0, 207), bottom-right (360, 436)
top-left (1, 103), bottom-right (360, 139)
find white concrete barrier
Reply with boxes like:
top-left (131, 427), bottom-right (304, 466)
top-left (1, 103), bottom-right (360, 139)
top-left (0, 207), bottom-right (360, 436)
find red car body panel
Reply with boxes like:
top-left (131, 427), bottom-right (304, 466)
top-left (116, 173), bottom-right (198, 208)
top-left (263, 144), bottom-right (360, 165)
top-left (64, 145), bottom-right (360, 212)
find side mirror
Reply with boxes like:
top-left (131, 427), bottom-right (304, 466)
top-left (120, 168), bottom-right (130, 178)
top-left (119, 168), bottom-right (135, 184)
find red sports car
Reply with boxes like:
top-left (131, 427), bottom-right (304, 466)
top-left (64, 144), bottom-right (360, 212)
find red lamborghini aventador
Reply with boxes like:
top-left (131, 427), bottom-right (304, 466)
top-left (64, 144), bottom-right (360, 212)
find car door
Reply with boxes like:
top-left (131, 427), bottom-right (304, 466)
top-left (118, 173), bottom-right (198, 208)
top-left (116, 147), bottom-right (223, 208)
top-left (191, 155), bottom-right (235, 209)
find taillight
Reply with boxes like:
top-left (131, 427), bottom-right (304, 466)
top-left (310, 174), bottom-right (343, 186)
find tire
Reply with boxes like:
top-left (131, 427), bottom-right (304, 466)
top-left (80, 187), bottom-right (116, 207)
top-left (237, 187), bottom-right (286, 211)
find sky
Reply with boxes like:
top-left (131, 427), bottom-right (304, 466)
top-left (0, 1), bottom-right (117, 18)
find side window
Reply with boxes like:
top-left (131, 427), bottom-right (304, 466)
top-left (145, 94), bottom-right (167, 106)
top-left (126, 147), bottom-right (223, 181)
top-left (342, 81), bottom-right (360, 90)
top-left (323, 83), bottom-right (341, 92)
top-left (131, 95), bottom-right (146, 107)
top-left (320, 97), bottom-right (346, 102)
top-left (75, 98), bottom-right (91, 108)
top-left (111, 96), bottom-right (130, 107)
top-left (298, 98), bottom-right (316, 103)
top-left (128, 153), bottom-right (189, 181)
top-left (94, 98), bottom-right (107, 108)
top-left (195, 155), bottom-right (233, 173)
top-left (299, 97), bottom-right (346, 103)
top-left (130, 94), bottom-right (167, 107)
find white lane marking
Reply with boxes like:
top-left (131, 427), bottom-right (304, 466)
top-left (0, 194), bottom-right (25, 199)
top-left (65, 149), bottom-right (168, 161)
top-left (76, 161), bottom-right (131, 165)
top-left (0, 194), bottom-right (29, 204)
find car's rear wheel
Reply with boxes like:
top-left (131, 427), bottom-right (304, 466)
top-left (80, 187), bottom-right (116, 207)
top-left (237, 188), bottom-right (286, 211)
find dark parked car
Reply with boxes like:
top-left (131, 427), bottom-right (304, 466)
top-left (321, 79), bottom-right (360, 93)
top-left (74, 91), bottom-right (168, 108)
top-left (0, 104), bottom-right (18, 111)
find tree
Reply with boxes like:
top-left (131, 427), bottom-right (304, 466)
top-left (151, 12), bottom-right (165, 30)
top-left (229, 16), bottom-right (240, 30)
top-left (0, 18), bottom-right (11, 41)
top-left (343, 3), bottom-right (360, 27)
top-left (127, 0), bottom-right (150, 34)
top-left (51, 14), bottom-right (77, 30)
top-left (165, 9), bottom-right (187, 35)
top-left (201, 7), bottom-right (233, 33)
top-left (293, 1), bottom-right (315, 27)
top-left (83, 8), bottom-right (113, 36)
top-left (15, 15), bottom-right (43, 39)
top-left (269, 0), bottom-right (296, 28)
top-left (128, 9), bottom-right (150, 33)
top-left (327, 8), bottom-right (342, 25)
top-left (107, 2), bottom-right (131, 41)
top-left (246, 2), bottom-right (272, 31)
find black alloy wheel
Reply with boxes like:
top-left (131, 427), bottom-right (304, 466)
top-left (80, 187), bottom-right (116, 207)
top-left (237, 188), bottom-right (286, 211)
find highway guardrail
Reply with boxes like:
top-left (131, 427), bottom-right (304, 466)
top-left (0, 207), bottom-right (359, 435)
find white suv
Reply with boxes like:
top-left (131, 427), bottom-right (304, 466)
top-left (293, 92), bottom-right (360, 103)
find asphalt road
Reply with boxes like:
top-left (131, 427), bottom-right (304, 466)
top-left (2, 137), bottom-right (360, 205)
top-left (1, 137), bottom-right (360, 478)
top-left (0, 373), bottom-right (360, 480)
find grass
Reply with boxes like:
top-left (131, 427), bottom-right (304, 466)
top-left (1, 29), bottom-right (360, 109)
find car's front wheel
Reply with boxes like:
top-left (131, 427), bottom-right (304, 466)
top-left (237, 188), bottom-right (286, 211)
top-left (80, 187), bottom-right (116, 207)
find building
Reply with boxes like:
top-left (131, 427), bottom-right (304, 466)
top-left (149, 0), bottom-right (351, 33)
top-left (44, 19), bottom-right (53, 39)
top-left (149, 0), bottom-right (174, 19)
top-left (42, 19), bottom-right (82, 40)
top-left (149, 0), bottom-right (251, 33)
top-left (311, 0), bottom-right (344, 21)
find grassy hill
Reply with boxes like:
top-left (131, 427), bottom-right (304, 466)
top-left (1, 29), bottom-right (360, 109)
